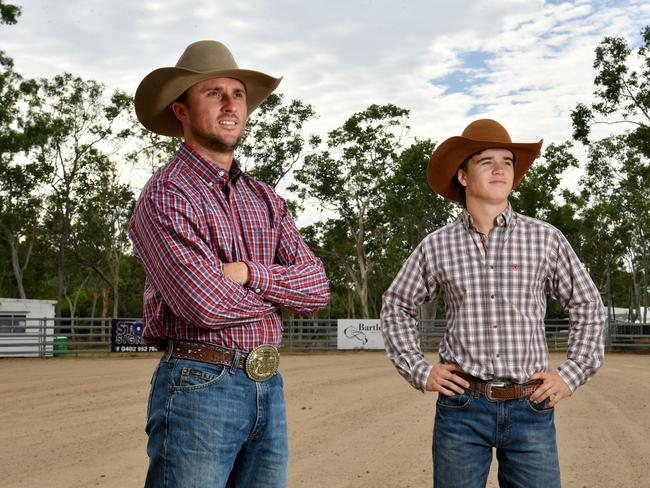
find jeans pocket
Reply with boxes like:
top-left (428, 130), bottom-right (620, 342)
top-left (171, 361), bottom-right (228, 392)
top-left (527, 397), bottom-right (554, 414)
top-left (436, 390), bottom-right (472, 409)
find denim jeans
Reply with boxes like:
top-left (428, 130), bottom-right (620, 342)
top-left (432, 386), bottom-right (560, 488)
top-left (144, 355), bottom-right (288, 488)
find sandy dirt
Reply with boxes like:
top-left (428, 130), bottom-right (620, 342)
top-left (1, 351), bottom-right (648, 488)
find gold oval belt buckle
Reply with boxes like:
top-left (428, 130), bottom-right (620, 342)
top-left (245, 344), bottom-right (280, 382)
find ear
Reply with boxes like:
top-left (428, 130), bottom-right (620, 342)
top-left (457, 169), bottom-right (468, 188)
top-left (171, 101), bottom-right (188, 124)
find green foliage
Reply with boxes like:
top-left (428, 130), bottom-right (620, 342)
top-left (570, 25), bottom-right (650, 322)
top-left (1, 71), bottom-right (136, 317)
top-left (123, 93), bottom-right (181, 175)
top-left (0, 51), bottom-right (49, 299)
top-left (71, 155), bottom-right (135, 317)
top-left (571, 26), bottom-right (650, 157)
top-left (292, 104), bottom-right (410, 317)
top-left (240, 93), bottom-right (320, 188)
top-left (510, 142), bottom-right (578, 221)
top-left (371, 139), bottom-right (456, 305)
top-left (0, 1), bottom-right (21, 25)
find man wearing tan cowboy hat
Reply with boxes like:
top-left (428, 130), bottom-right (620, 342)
top-left (129, 40), bottom-right (330, 487)
top-left (381, 119), bottom-right (604, 487)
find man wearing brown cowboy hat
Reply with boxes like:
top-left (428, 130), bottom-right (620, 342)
top-left (381, 119), bottom-right (604, 487)
top-left (129, 40), bottom-right (330, 487)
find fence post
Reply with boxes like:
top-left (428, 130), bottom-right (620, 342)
top-left (287, 319), bottom-right (293, 352)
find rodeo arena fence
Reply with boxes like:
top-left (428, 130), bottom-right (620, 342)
top-left (0, 314), bottom-right (649, 358)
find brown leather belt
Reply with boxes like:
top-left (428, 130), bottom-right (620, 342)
top-left (456, 372), bottom-right (542, 401)
top-left (166, 340), bottom-right (280, 382)
top-left (168, 340), bottom-right (248, 369)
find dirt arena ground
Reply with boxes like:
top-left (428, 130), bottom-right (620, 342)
top-left (1, 351), bottom-right (648, 487)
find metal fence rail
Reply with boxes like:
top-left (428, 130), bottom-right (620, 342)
top-left (0, 317), bottom-right (113, 357)
top-left (609, 321), bottom-right (650, 349)
top-left (283, 319), bottom-right (574, 352)
top-left (0, 317), bottom-right (647, 357)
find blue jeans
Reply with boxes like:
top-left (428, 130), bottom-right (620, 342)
top-left (433, 387), bottom-right (560, 488)
top-left (144, 356), bottom-right (288, 488)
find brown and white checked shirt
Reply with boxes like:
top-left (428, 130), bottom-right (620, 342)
top-left (381, 204), bottom-right (605, 393)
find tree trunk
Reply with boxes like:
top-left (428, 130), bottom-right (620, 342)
top-left (101, 286), bottom-right (109, 341)
top-left (90, 287), bottom-right (99, 341)
top-left (56, 206), bottom-right (71, 320)
top-left (642, 251), bottom-right (648, 323)
top-left (355, 205), bottom-right (370, 318)
top-left (347, 288), bottom-right (355, 319)
top-left (7, 233), bottom-right (27, 300)
top-left (112, 253), bottom-right (120, 318)
top-left (64, 291), bottom-right (75, 337)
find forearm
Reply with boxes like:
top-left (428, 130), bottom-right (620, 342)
top-left (246, 260), bottom-right (330, 314)
top-left (148, 257), bottom-right (277, 328)
top-left (380, 242), bottom-right (436, 391)
top-left (551, 231), bottom-right (606, 392)
top-left (557, 303), bottom-right (605, 391)
top-left (381, 291), bottom-right (432, 392)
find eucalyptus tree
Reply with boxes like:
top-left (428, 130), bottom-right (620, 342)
top-left (372, 139), bottom-right (456, 318)
top-left (71, 154), bottom-right (135, 319)
top-left (239, 93), bottom-right (320, 189)
top-left (571, 26), bottom-right (650, 155)
top-left (293, 104), bottom-right (409, 318)
top-left (0, 51), bottom-right (49, 299)
top-left (33, 74), bottom-right (131, 317)
top-left (571, 26), bottom-right (650, 322)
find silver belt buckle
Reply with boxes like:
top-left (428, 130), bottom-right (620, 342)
top-left (245, 344), bottom-right (279, 382)
top-left (486, 380), bottom-right (508, 401)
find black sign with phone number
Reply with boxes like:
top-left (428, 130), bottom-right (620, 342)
top-left (111, 319), bottom-right (158, 353)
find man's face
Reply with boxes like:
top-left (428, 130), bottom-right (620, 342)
top-left (457, 148), bottom-right (515, 206)
top-left (173, 77), bottom-right (248, 154)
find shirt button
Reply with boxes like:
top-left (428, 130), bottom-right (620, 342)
top-left (490, 294), bottom-right (495, 299)
top-left (489, 265), bottom-right (494, 270)
top-left (496, 354), bottom-right (500, 358)
top-left (255, 288), bottom-right (261, 293)
top-left (493, 325), bottom-right (497, 328)
top-left (219, 170), bottom-right (225, 176)
top-left (238, 236), bottom-right (243, 240)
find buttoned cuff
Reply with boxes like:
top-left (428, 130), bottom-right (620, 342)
top-left (245, 261), bottom-right (273, 296)
top-left (413, 361), bottom-right (433, 393)
top-left (557, 360), bottom-right (582, 393)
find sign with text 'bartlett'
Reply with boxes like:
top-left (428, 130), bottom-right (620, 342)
top-left (337, 319), bottom-right (384, 350)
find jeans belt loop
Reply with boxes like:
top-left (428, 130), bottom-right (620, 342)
top-left (472, 379), bottom-right (480, 399)
top-left (229, 350), bottom-right (241, 375)
top-left (162, 339), bottom-right (174, 362)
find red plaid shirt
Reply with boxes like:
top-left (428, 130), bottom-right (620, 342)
top-left (129, 143), bottom-right (330, 350)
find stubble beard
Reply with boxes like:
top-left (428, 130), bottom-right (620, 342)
top-left (194, 129), bottom-right (243, 155)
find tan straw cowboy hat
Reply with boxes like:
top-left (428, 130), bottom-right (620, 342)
top-left (428, 119), bottom-right (543, 202)
top-left (135, 40), bottom-right (282, 137)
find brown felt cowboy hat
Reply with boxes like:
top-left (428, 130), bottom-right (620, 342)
top-left (427, 119), bottom-right (543, 202)
top-left (135, 40), bottom-right (282, 137)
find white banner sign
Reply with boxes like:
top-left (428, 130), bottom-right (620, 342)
top-left (337, 319), bottom-right (384, 350)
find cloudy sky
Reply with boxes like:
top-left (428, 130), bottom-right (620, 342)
top-left (1, 0), bottom-right (648, 223)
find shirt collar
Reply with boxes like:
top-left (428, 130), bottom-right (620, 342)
top-left (178, 142), bottom-right (243, 188)
top-left (462, 202), bottom-right (515, 232)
